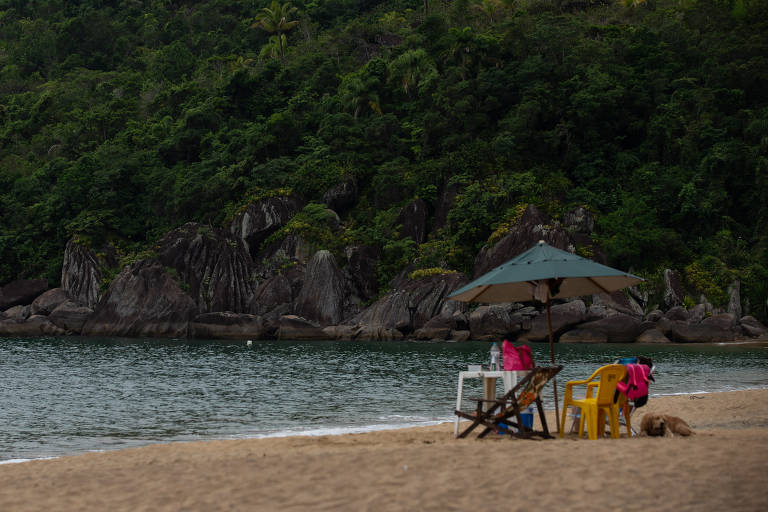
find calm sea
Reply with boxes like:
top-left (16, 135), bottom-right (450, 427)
top-left (1, 336), bottom-right (767, 463)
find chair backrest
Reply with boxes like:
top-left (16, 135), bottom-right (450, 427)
top-left (592, 364), bottom-right (627, 406)
top-left (516, 366), bottom-right (562, 409)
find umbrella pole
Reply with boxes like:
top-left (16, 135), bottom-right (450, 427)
top-left (546, 300), bottom-right (560, 433)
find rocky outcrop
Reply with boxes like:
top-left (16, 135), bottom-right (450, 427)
top-left (473, 205), bottom-right (571, 278)
top-left (157, 223), bottom-right (255, 314)
top-left (30, 288), bottom-right (70, 316)
top-left (230, 196), bottom-right (303, 259)
top-left (662, 321), bottom-right (735, 343)
top-left (565, 313), bottom-right (643, 343)
top-left (0, 279), bottom-right (49, 310)
top-left (190, 312), bottom-right (265, 340)
top-left (469, 304), bottom-right (524, 340)
top-left (592, 291), bottom-right (643, 318)
top-left (352, 273), bottom-right (467, 335)
top-left (82, 260), bottom-right (197, 337)
top-left (0, 315), bottom-right (66, 336)
top-left (277, 315), bottom-right (330, 340)
top-left (635, 328), bottom-right (671, 343)
top-left (293, 251), bottom-right (347, 326)
top-left (727, 280), bottom-right (742, 319)
top-left (61, 238), bottom-right (105, 309)
top-left (559, 329), bottom-right (608, 343)
top-left (344, 245), bottom-right (380, 302)
top-left (396, 198), bottom-right (429, 244)
top-left (48, 300), bottom-right (93, 333)
top-left (519, 300), bottom-right (587, 342)
top-left (4, 305), bottom-right (30, 321)
top-left (665, 306), bottom-right (689, 322)
top-left (323, 179), bottom-right (358, 214)
top-left (740, 316), bottom-right (767, 337)
top-left (249, 274), bottom-right (294, 316)
top-left (663, 269), bottom-right (684, 310)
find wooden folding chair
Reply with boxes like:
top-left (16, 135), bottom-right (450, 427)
top-left (455, 366), bottom-right (563, 439)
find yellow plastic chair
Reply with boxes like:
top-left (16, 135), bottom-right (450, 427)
top-left (559, 364), bottom-right (627, 440)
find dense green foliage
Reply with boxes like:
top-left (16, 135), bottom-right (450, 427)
top-left (1, 0), bottom-right (767, 317)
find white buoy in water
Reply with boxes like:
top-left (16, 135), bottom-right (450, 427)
top-left (246, 340), bottom-right (253, 346)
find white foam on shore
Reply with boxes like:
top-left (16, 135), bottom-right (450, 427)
top-left (0, 457), bottom-right (57, 465)
top-left (232, 417), bottom-right (453, 441)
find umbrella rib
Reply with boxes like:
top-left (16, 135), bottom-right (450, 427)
top-left (586, 276), bottom-right (611, 295)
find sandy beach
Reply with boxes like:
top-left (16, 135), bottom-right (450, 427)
top-left (2, 389), bottom-right (768, 511)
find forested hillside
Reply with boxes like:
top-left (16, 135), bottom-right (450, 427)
top-left (1, 0), bottom-right (767, 316)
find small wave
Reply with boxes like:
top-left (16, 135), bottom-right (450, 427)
top-left (0, 456), bottom-right (58, 465)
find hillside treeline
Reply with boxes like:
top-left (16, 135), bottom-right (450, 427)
top-left (1, 0), bottom-right (767, 317)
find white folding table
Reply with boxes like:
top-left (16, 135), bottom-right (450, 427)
top-left (453, 369), bottom-right (528, 437)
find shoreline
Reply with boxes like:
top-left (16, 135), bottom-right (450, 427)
top-left (4, 385), bottom-right (768, 467)
top-left (2, 389), bottom-right (768, 511)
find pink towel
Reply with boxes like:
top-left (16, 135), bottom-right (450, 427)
top-left (616, 363), bottom-right (650, 400)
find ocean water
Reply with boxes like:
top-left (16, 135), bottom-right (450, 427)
top-left (1, 336), bottom-right (767, 463)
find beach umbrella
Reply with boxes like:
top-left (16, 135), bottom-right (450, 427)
top-left (449, 240), bottom-right (644, 431)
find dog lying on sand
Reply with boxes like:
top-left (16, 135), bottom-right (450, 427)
top-left (640, 413), bottom-right (695, 437)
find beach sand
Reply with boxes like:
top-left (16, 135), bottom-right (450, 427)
top-left (2, 389), bottom-right (768, 511)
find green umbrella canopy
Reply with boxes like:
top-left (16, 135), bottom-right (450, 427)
top-left (449, 241), bottom-right (644, 304)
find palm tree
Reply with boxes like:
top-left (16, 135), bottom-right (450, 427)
top-left (388, 49), bottom-right (437, 97)
top-left (258, 34), bottom-right (287, 61)
top-left (253, 1), bottom-right (298, 62)
top-left (338, 75), bottom-right (382, 120)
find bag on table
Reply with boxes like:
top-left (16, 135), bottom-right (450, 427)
top-left (502, 339), bottom-right (534, 370)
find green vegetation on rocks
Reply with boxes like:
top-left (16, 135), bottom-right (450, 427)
top-left (1, 0), bottom-right (767, 320)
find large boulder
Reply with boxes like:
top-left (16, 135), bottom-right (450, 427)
top-left (740, 316), bottom-right (767, 337)
top-left (592, 291), bottom-right (643, 318)
top-left (519, 300), bottom-right (587, 342)
top-left (635, 328), bottom-right (671, 344)
top-left (353, 273), bottom-right (467, 334)
top-left (157, 223), bottom-right (255, 314)
top-left (665, 306), bottom-right (689, 322)
top-left (344, 245), bottom-right (380, 302)
top-left (61, 238), bottom-right (106, 309)
top-left (190, 312), bottom-right (265, 340)
top-left (3, 305), bottom-right (30, 321)
top-left (473, 205), bottom-right (572, 279)
top-left (396, 198), bottom-right (429, 244)
top-left (663, 269), bottom-right (684, 310)
top-left (82, 260), bottom-right (198, 337)
top-left (0, 279), bottom-right (49, 310)
top-left (727, 280), bottom-right (742, 319)
top-left (277, 315), bottom-right (330, 340)
top-left (663, 321), bottom-right (735, 343)
top-left (254, 234), bottom-right (313, 280)
top-left (249, 274), bottom-right (294, 316)
top-left (469, 304), bottom-right (523, 340)
top-left (700, 313), bottom-right (737, 331)
top-left (30, 288), bottom-right (71, 316)
top-left (352, 325), bottom-right (404, 341)
top-left (294, 251), bottom-right (347, 326)
top-left (412, 315), bottom-right (452, 340)
top-left (0, 315), bottom-right (66, 336)
top-left (48, 300), bottom-right (93, 333)
top-left (559, 329), bottom-right (609, 344)
top-left (230, 196), bottom-right (303, 258)
top-left (322, 179), bottom-right (358, 214)
top-left (568, 313), bottom-right (643, 343)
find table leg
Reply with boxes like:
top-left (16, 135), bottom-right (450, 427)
top-left (454, 375), bottom-right (465, 437)
top-left (483, 377), bottom-right (497, 411)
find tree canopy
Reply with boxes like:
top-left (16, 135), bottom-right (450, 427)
top-left (1, 0), bottom-right (767, 317)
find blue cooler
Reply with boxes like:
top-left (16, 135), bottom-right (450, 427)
top-left (520, 407), bottom-right (534, 430)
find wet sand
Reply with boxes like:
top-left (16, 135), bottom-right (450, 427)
top-left (2, 389), bottom-right (767, 511)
